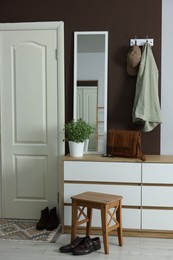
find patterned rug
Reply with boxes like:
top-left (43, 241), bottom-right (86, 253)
top-left (0, 219), bottom-right (60, 242)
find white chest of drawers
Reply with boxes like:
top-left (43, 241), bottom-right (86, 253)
top-left (142, 163), bottom-right (173, 231)
top-left (61, 155), bottom-right (173, 238)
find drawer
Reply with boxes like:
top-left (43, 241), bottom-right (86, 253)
top-left (142, 163), bottom-right (173, 183)
top-left (64, 183), bottom-right (141, 206)
top-left (64, 161), bottom-right (141, 183)
top-left (64, 206), bottom-right (141, 229)
top-left (123, 208), bottom-right (141, 229)
top-left (142, 186), bottom-right (173, 207)
top-left (142, 209), bottom-right (173, 230)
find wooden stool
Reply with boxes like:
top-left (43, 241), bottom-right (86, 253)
top-left (71, 191), bottom-right (123, 254)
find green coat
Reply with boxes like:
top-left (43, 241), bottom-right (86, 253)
top-left (132, 43), bottom-right (162, 132)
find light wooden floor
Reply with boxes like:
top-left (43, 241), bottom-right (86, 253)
top-left (0, 233), bottom-right (173, 260)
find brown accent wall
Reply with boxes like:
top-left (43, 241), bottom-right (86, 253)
top-left (0, 0), bottom-right (162, 154)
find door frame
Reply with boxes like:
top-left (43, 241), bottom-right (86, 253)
top-left (0, 22), bottom-right (65, 218)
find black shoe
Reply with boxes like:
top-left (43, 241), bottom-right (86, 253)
top-left (72, 237), bottom-right (101, 255)
top-left (46, 207), bottom-right (59, 230)
top-left (59, 236), bottom-right (89, 253)
top-left (36, 207), bottom-right (49, 230)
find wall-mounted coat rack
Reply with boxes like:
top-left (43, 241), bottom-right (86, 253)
top-left (130, 38), bottom-right (154, 46)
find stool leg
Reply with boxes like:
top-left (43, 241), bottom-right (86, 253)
top-left (101, 205), bottom-right (109, 254)
top-left (116, 200), bottom-right (123, 246)
top-left (71, 200), bottom-right (78, 242)
top-left (86, 207), bottom-right (92, 236)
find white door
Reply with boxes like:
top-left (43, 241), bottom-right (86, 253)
top-left (0, 22), bottom-right (64, 219)
top-left (77, 87), bottom-right (97, 150)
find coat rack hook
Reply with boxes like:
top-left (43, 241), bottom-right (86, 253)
top-left (135, 36), bottom-right (137, 45)
top-left (130, 37), bottom-right (154, 46)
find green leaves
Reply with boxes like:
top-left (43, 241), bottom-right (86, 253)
top-left (64, 118), bottom-right (94, 143)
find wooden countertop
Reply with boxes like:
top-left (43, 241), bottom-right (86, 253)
top-left (62, 154), bottom-right (173, 163)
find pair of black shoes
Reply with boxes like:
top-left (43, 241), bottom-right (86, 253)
top-left (36, 207), bottom-right (58, 231)
top-left (59, 236), bottom-right (101, 255)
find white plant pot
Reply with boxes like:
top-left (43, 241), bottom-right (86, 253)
top-left (69, 141), bottom-right (84, 157)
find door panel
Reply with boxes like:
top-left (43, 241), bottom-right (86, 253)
top-left (14, 155), bottom-right (47, 199)
top-left (13, 42), bottom-right (47, 143)
top-left (0, 26), bottom-right (63, 219)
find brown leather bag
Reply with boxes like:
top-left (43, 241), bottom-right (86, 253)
top-left (107, 129), bottom-right (146, 161)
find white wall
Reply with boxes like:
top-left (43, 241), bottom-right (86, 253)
top-left (161, 0), bottom-right (173, 154)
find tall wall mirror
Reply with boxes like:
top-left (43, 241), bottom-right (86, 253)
top-left (73, 31), bottom-right (108, 153)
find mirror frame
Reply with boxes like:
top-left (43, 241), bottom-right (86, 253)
top-left (73, 31), bottom-right (108, 154)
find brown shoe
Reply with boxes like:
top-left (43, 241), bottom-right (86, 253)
top-left (36, 207), bottom-right (49, 230)
top-left (46, 207), bottom-right (58, 230)
top-left (59, 236), bottom-right (89, 253)
top-left (72, 237), bottom-right (101, 255)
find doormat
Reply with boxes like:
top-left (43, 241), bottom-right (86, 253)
top-left (0, 219), bottom-right (60, 242)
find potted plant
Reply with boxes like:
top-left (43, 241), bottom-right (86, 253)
top-left (64, 118), bottom-right (94, 157)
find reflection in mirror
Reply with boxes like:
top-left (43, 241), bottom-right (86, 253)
top-left (73, 32), bottom-right (108, 153)
top-left (77, 80), bottom-right (98, 151)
